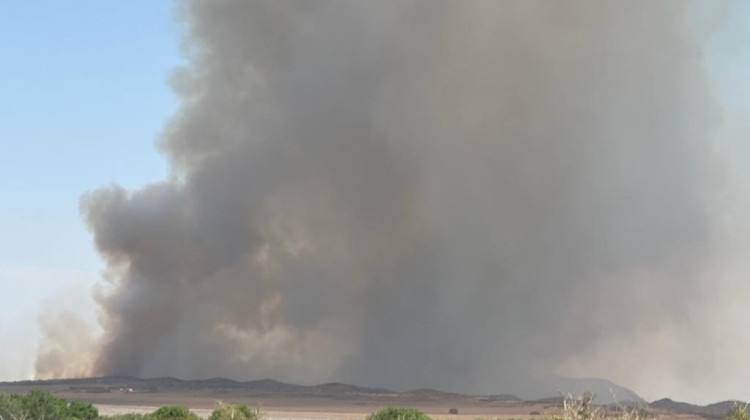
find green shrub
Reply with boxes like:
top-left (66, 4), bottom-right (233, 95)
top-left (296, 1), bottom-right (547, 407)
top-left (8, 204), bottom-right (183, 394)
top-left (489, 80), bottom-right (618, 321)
top-left (68, 400), bottom-right (99, 420)
top-left (100, 414), bottom-right (152, 420)
top-left (151, 405), bottom-right (199, 420)
top-left (21, 389), bottom-right (70, 420)
top-left (0, 392), bottom-right (27, 420)
top-left (0, 390), bottom-right (102, 420)
top-left (209, 402), bottom-right (264, 420)
top-left (366, 407), bottom-right (432, 420)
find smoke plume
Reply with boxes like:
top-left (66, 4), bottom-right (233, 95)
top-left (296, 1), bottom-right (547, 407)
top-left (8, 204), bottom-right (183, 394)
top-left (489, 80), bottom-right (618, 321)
top-left (59, 0), bottom-right (729, 399)
top-left (35, 311), bottom-right (97, 379)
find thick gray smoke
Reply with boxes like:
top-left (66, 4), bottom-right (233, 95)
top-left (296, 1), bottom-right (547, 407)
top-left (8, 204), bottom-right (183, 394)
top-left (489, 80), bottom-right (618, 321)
top-left (68, 0), bottom-right (722, 398)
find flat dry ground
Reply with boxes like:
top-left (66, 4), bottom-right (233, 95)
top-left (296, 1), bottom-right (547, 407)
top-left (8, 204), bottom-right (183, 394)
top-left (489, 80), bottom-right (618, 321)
top-left (93, 401), bottom-right (705, 420)
top-left (74, 392), bottom-right (552, 418)
top-left (0, 385), bottom-right (705, 420)
top-left (75, 393), bottom-right (704, 420)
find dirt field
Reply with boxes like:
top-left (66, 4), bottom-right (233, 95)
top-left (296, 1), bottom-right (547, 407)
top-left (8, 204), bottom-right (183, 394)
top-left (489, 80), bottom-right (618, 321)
top-left (64, 393), bottom-right (701, 420)
top-left (70, 392), bottom-right (553, 418)
top-left (92, 402), bottom-right (704, 420)
top-left (0, 379), bottom-right (708, 420)
top-left (0, 387), bottom-right (558, 419)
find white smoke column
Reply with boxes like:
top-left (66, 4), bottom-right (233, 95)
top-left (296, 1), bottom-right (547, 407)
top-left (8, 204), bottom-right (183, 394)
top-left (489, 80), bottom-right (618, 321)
top-left (50, 0), bottom-right (738, 400)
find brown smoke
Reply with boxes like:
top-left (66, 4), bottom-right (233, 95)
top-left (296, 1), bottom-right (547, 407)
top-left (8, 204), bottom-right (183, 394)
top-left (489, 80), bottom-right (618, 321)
top-left (51, 0), bottom-right (727, 399)
top-left (35, 311), bottom-right (96, 379)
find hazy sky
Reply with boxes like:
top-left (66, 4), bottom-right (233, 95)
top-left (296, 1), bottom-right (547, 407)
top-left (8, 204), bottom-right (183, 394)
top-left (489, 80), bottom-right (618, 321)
top-left (1, 1), bottom-right (749, 404)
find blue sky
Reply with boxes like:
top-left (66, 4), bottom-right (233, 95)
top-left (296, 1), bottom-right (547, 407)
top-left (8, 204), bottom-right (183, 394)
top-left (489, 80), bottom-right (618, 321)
top-left (0, 0), bottom-right (749, 399)
top-left (0, 1), bottom-right (179, 379)
top-left (1, 1), bottom-right (179, 271)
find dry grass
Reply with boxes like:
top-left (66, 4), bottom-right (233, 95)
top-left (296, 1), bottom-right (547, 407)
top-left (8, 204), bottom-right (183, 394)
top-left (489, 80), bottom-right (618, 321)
top-left (541, 393), bottom-right (653, 420)
top-left (728, 403), bottom-right (748, 420)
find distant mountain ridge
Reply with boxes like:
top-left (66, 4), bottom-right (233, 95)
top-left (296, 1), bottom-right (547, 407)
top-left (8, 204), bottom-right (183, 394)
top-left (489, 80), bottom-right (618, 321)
top-left (649, 398), bottom-right (742, 419)
top-left (1, 376), bottom-right (455, 400)
top-left (0, 376), bottom-right (640, 403)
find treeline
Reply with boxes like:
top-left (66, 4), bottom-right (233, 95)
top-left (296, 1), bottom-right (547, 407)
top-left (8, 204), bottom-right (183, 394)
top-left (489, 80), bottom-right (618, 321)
top-left (0, 390), bottom-right (98, 420)
top-left (0, 390), bottom-right (262, 420)
top-left (0, 390), bottom-right (432, 420)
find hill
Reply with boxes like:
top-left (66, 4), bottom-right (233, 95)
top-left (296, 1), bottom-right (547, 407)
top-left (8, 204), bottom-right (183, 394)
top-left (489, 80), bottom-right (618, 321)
top-left (650, 398), bottom-right (740, 419)
top-left (520, 376), bottom-right (645, 405)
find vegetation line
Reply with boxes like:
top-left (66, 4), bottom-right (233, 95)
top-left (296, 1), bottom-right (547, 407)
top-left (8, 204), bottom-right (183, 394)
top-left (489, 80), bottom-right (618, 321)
top-left (1, 390), bottom-right (746, 420)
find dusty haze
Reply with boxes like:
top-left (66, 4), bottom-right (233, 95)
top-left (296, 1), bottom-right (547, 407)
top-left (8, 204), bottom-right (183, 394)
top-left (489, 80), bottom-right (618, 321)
top-left (35, 0), bottom-right (746, 402)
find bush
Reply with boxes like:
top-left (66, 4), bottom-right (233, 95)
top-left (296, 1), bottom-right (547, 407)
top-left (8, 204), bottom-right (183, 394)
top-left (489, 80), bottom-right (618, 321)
top-left (68, 400), bottom-right (99, 420)
top-left (448, 408), bottom-right (459, 415)
top-left (729, 403), bottom-right (749, 420)
top-left (100, 414), bottom-right (152, 420)
top-left (0, 389), bottom-right (94, 420)
top-left (151, 405), bottom-right (200, 420)
top-left (543, 392), bottom-right (657, 420)
top-left (530, 412), bottom-right (541, 416)
top-left (366, 407), bottom-right (432, 420)
top-left (544, 392), bottom-right (598, 420)
top-left (0, 392), bottom-right (26, 420)
top-left (21, 389), bottom-right (70, 420)
top-left (210, 402), bottom-right (264, 420)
